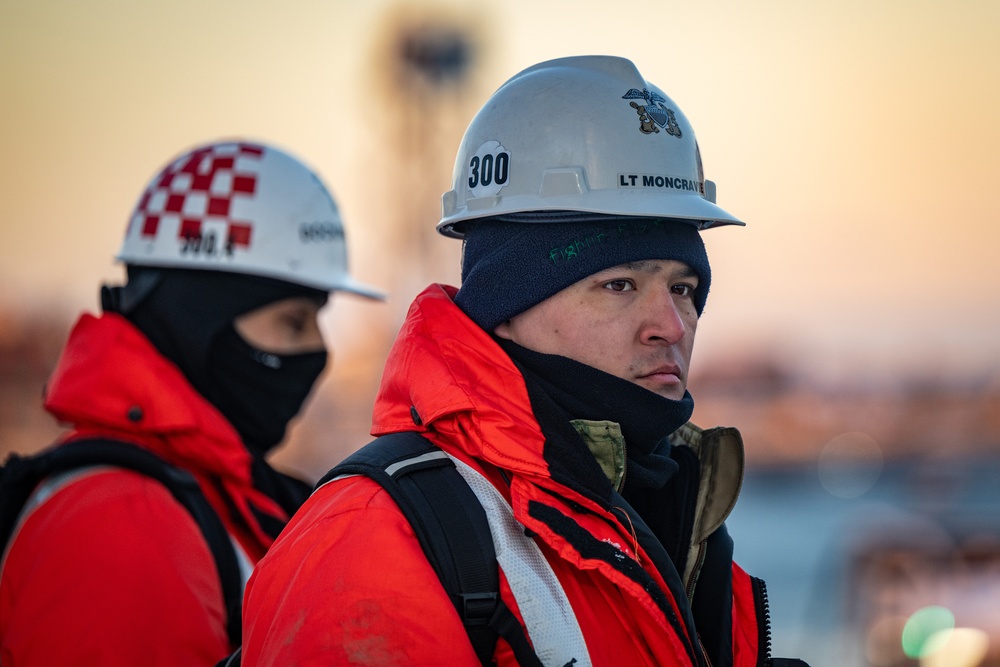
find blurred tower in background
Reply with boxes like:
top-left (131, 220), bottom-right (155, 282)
top-left (367, 2), bottom-right (490, 320)
top-left (276, 2), bottom-right (493, 479)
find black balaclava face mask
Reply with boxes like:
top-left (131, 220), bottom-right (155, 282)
top-left (201, 323), bottom-right (327, 456)
top-left (103, 267), bottom-right (328, 456)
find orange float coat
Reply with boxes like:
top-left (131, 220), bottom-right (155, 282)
top-left (0, 313), bottom-right (296, 666)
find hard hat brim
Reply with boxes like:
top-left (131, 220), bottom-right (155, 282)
top-left (438, 190), bottom-right (745, 239)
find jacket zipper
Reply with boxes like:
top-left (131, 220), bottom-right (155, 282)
top-left (751, 576), bottom-right (773, 667)
top-left (684, 539), bottom-right (707, 601)
top-left (617, 439), bottom-right (627, 492)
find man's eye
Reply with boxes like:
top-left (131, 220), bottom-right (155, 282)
top-left (672, 284), bottom-right (695, 297)
top-left (604, 279), bottom-right (635, 292)
top-left (283, 315), bottom-right (308, 333)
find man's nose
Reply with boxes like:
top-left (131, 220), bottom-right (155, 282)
top-left (639, 289), bottom-right (688, 346)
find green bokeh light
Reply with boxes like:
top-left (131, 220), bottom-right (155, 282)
top-left (902, 606), bottom-right (956, 658)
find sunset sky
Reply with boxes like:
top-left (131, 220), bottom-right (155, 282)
top-left (2, 0), bottom-right (998, 386)
top-left (5, 7), bottom-right (995, 656)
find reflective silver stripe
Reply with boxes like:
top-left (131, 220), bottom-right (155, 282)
top-left (24, 467), bottom-right (103, 516)
top-left (232, 535), bottom-right (254, 586)
top-left (1, 465), bottom-right (254, 589)
top-left (316, 450), bottom-right (453, 492)
top-left (314, 473), bottom-right (357, 491)
top-left (1, 468), bottom-right (99, 575)
top-left (447, 455), bottom-right (592, 667)
top-left (384, 450), bottom-right (449, 477)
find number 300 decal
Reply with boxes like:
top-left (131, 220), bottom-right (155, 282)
top-left (467, 141), bottom-right (511, 198)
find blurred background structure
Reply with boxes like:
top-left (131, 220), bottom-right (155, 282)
top-left (2, 1), bottom-right (999, 664)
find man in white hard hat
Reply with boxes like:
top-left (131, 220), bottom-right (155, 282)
top-left (241, 57), bottom-right (808, 666)
top-left (0, 141), bottom-right (382, 666)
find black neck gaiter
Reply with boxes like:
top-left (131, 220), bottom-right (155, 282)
top-left (496, 338), bottom-right (693, 494)
top-left (200, 323), bottom-right (328, 457)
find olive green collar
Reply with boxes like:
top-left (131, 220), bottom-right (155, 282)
top-left (571, 418), bottom-right (745, 545)
top-left (571, 419), bottom-right (627, 492)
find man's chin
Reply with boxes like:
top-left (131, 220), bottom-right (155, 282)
top-left (635, 379), bottom-right (686, 401)
top-left (658, 389), bottom-right (687, 401)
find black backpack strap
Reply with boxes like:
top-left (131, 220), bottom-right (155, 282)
top-left (0, 439), bottom-right (243, 647)
top-left (320, 432), bottom-right (543, 667)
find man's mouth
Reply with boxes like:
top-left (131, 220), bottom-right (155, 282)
top-left (638, 365), bottom-right (682, 385)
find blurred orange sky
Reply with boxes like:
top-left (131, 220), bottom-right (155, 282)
top-left (2, 0), bottom-right (999, 387)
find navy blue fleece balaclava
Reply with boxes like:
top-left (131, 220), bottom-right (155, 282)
top-left (455, 214), bottom-right (711, 331)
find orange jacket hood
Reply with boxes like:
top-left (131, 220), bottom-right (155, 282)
top-left (372, 284), bottom-right (552, 481)
top-left (44, 312), bottom-right (253, 483)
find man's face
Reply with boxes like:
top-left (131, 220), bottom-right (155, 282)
top-left (494, 259), bottom-right (699, 400)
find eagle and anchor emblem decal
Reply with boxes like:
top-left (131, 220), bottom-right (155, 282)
top-left (622, 88), bottom-right (682, 137)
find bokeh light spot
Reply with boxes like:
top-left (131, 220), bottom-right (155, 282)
top-left (818, 431), bottom-right (883, 498)
top-left (920, 627), bottom-right (989, 667)
top-left (902, 606), bottom-right (955, 659)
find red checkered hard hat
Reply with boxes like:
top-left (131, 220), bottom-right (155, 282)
top-left (117, 140), bottom-right (383, 298)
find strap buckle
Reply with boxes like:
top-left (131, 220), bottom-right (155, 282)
top-left (460, 592), bottom-right (498, 626)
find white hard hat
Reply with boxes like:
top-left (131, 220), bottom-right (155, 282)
top-left (438, 55), bottom-right (745, 238)
top-left (118, 140), bottom-right (383, 298)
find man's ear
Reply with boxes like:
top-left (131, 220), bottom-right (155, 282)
top-left (493, 320), bottom-right (514, 340)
